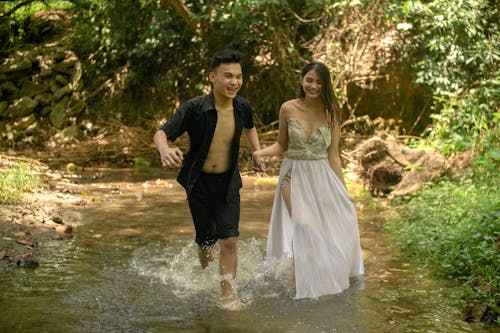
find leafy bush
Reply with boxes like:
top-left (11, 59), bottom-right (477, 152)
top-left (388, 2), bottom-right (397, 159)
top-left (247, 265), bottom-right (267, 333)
top-left (67, 0), bottom-right (326, 124)
top-left (389, 176), bottom-right (500, 320)
top-left (71, 0), bottom-right (193, 85)
top-left (394, 0), bottom-right (499, 156)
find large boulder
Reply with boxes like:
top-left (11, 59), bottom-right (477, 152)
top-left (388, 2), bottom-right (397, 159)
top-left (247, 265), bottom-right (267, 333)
top-left (351, 132), bottom-right (447, 197)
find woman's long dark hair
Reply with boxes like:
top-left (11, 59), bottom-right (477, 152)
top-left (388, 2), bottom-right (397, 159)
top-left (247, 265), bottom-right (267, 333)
top-left (299, 61), bottom-right (342, 127)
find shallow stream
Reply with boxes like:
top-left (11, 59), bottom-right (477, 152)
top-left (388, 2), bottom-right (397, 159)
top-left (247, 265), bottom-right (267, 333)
top-left (0, 168), bottom-right (494, 332)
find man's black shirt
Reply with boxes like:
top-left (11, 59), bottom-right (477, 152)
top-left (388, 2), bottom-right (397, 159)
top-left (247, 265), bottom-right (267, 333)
top-left (160, 91), bottom-right (254, 200)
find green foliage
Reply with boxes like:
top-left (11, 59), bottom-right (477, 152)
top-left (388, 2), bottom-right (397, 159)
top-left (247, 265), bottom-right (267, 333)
top-left (71, 0), bottom-right (194, 86)
top-left (0, 1), bottom-right (73, 20)
top-left (389, 176), bottom-right (500, 315)
top-left (0, 0), bottom-right (74, 51)
top-left (68, 0), bottom-right (325, 123)
top-left (394, 0), bottom-right (499, 156)
top-left (429, 77), bottom-right (499, 158)
top-left (0, 162), bottom-right (41, 204)
top-left (133, 157), bottom-right (150, 171)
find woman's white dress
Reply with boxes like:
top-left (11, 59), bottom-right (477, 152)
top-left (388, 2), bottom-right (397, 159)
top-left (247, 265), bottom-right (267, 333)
top-left (266, 119), bottom-right (364, 299)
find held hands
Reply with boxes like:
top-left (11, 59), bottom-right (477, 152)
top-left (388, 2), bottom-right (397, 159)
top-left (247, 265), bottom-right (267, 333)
top-left (159, 147), bottom-right (183, 168)
top-left (252, 150), bottom-right (265, 173)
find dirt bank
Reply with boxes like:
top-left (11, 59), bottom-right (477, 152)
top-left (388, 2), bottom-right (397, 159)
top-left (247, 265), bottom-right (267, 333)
top-left (0, 155), bottom-right (83, 270)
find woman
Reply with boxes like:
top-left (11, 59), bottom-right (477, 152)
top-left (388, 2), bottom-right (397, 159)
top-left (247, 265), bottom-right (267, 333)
top-left (253, 61), bottom-right (364, 299)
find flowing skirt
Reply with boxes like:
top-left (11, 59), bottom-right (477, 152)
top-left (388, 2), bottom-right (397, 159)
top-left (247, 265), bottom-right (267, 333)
top-left (265, 157), bottom-right (364, 299)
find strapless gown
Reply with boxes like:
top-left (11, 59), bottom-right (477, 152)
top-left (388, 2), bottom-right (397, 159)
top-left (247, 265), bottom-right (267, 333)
top-left (266, 119), bottom-right (364, 299)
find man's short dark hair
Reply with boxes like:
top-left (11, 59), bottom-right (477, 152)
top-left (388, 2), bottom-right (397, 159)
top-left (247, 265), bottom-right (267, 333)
top-left (210, 50), bottom-right (241, 70)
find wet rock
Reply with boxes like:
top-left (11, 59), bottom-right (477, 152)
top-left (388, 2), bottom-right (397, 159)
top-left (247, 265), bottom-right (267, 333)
top-left (4, 97), bottom-right (38, 119)
top-left (9, 254), bottom-right (39, 268)
top-left (53, 224), bottom-right (73, 239)
top-left (52, 216), bottom-right (63, 224)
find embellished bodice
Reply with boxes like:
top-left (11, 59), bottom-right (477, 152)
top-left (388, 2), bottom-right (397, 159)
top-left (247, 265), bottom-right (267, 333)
top-left (286, 119), bottom-right (331, 160)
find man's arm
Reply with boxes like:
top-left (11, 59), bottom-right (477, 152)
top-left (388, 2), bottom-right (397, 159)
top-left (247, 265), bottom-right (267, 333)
top-left (154, 130), bottom-right (183, 167)
top-left (243, 127), bottom-right (264, 171)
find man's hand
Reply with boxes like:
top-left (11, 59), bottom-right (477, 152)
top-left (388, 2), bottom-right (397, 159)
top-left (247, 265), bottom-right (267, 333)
top-left (252, 150), bottom-right (265, 172)
top-left (159, 147), bottom-right (183, 168)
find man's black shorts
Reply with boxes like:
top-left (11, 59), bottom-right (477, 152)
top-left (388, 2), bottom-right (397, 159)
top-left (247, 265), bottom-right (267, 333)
top-left (187, 171), bottom-right (240, 247)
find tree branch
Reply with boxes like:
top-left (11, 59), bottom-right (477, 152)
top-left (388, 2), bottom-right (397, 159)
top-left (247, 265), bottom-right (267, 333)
top-left (161, 0), bottom-right (198, 32)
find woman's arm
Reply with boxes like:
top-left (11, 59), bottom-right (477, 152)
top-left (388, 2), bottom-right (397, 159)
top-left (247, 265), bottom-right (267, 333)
top-left (253, 103), bottom-right (289, 159)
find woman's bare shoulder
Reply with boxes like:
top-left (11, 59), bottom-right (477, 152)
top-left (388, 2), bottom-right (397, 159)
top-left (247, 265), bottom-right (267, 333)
top-left (281, 98), bottom-right (302, 111)
top-left (282, 98), bottom-right (301, 107)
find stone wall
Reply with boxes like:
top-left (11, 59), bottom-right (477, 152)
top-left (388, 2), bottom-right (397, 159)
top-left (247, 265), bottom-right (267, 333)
top-left (0, 46), bottom-right (82, 147)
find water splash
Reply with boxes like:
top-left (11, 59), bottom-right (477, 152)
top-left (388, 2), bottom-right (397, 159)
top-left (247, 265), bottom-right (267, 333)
top-left (130, 237), bottom-right (293, 309)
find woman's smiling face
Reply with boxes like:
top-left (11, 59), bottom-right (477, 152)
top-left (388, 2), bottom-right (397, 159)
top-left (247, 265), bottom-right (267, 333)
top-left (300, 69), bottom-right (322, 100)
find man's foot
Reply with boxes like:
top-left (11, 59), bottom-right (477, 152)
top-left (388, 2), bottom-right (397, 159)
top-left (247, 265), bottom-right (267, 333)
top-left (221, 278), bottom-right (233, 298)
top-left (218, 297), bottom-right (243, 311)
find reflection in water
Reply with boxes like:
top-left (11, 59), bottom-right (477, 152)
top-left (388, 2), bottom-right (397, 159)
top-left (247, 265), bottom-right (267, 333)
top-left (0, 168), bottom-right (494, 332)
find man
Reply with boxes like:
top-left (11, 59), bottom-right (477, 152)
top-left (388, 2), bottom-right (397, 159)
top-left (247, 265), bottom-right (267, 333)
top-left (154, 50), bottom-right (264, 297)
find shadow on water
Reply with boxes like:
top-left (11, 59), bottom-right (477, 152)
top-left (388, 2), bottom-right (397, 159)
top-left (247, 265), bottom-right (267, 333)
top-left (0, 168), bottom-right (495, 332)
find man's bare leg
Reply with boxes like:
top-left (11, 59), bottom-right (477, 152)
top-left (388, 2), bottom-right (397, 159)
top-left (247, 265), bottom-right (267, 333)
top-left (198, 245), bottom-right (214, 269)
top-left (218, 237), bottom-right (237, 297)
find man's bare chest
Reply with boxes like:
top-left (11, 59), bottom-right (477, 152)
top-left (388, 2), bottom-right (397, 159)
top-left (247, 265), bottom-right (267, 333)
top-left (212, 110), bottom-right (235, 143)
